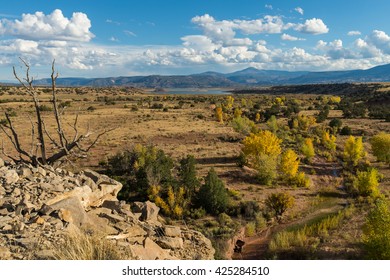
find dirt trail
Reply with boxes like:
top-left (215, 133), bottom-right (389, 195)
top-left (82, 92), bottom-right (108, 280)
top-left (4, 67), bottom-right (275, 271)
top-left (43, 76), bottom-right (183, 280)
top-left (231, 204), bottom-right (345, 260)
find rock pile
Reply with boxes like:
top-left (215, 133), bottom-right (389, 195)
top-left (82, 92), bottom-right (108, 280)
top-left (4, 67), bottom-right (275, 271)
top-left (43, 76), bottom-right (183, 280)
top-left (0, 159), bottom-right (214, 260)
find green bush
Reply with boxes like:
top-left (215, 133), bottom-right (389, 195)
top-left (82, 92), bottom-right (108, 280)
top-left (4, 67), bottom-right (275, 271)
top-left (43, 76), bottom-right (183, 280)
top-left (197, 168), bottom-right (230, 215)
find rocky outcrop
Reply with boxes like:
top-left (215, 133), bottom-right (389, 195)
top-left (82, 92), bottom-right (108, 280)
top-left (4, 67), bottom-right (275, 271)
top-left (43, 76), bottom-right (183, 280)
top-left (0, 162), bottom-right (215, 260)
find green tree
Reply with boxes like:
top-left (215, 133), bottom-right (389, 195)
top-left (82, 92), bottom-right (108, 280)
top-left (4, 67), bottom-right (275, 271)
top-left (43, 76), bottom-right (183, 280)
top-left (178, 155), bottom-right (200, 200)
top-left (370, 133), bottom-right (390, 166)
top-left (197, 168), bottom-right (229, 215)
top-left (363, 199), bottom-right (390, 259)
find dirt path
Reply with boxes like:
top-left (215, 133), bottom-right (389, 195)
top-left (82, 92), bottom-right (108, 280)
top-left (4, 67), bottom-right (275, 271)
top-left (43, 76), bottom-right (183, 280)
top-left (231, 204), bottom-right (345, 260)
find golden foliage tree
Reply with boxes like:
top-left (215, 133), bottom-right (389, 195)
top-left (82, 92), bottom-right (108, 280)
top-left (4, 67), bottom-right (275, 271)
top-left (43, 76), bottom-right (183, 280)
top-left (353, 168), bottom-right (380, 198)
top-left (322, 130), bottom-right (337, 152)
top-left (370, 133), bottom-right (390, 166)
top-left (224, 96), bottom-right (235, 110)
top-left (280, 149), bottom-right (300, 180)
top-left (242, 130), bottom-right (282, 184)
top-left (215, 106), bottom-right (224, 123)
top-left (242, 130), bottom-right (282, 159)
top-left (301, 137), bottom-right (315, 163)
top-left (343, 136), bottom-right (365, 167)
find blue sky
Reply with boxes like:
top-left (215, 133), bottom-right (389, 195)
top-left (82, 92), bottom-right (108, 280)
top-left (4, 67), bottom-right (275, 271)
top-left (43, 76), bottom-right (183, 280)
top-left (1, 0), bottom-right (390, 79)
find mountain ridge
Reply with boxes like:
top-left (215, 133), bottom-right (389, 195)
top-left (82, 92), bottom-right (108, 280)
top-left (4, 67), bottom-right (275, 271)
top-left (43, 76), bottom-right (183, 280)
top-left (31, 63), bottom-right (390, 88)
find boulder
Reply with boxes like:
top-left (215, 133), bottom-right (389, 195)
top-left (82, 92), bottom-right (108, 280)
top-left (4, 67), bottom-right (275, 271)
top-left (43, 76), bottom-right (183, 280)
top-left (156, 237), bottom-right (184, 250)
top-left (164, 226), bottom-right (181, 237)
top-left (49, 196), bottom-right (89, 228)
top-left (2, 169), bottom-right (19, 184)
top-left (142, 201), bottom-right (160, 222)
top-left (131, 237), bottom-right (175, 260)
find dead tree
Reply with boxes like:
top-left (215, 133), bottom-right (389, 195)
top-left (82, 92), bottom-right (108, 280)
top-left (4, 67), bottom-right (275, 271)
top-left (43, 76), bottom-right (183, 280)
top-left (0, 58), bottom-right (111, 166)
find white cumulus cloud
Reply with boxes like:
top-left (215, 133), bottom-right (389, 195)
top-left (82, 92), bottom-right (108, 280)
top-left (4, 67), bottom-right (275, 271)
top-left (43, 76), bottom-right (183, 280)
top-left (281, 33), bottom-right (305, 41)
top-left (0, 9), bottom-right (94, 42)
top-left (295, 18), bottom-right (329, 34)
top-left (295, 7), bottom-right (304, 15)
top-left (348, 30), bottom-right (361, 36)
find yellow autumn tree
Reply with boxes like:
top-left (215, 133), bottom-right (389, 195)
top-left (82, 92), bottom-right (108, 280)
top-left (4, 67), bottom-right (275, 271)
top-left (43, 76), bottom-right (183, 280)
top-left (242, 130), bottom-right (282, 184)
top-left (343, 135), bottom-right (365, 167)
top-left (147, 185), bottom-right (186, 218)
top-left (301, 137), bottom-right (315, 163)
top-left (233, 107), bottom-right (242, 118)
top-left (353, 168), bottom-right (380, 198)
top-left (280, 149), bottom-right (300, 180)
top-left (255, 112), bottom-right (261, 122)
top-left (215, 106), bottom-right (223, 123)
top-left (242, 130), bottom-right (282, 159)
top-left (322, 130), bottom-right (337, 152)
top-left (224, 96), bottom-right (234, 110)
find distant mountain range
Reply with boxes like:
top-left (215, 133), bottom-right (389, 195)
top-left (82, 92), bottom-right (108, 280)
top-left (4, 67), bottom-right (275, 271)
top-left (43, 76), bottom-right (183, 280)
top-left (33, 63), bottom-right (390, 88)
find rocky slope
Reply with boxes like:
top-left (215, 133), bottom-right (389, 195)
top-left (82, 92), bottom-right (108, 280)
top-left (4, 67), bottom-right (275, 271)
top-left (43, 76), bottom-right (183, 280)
top-left (0, 159), bottom-right (214, 260)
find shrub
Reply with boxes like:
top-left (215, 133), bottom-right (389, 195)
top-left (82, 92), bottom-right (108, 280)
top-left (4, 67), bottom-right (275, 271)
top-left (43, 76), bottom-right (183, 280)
top-left (265, 192), bottom-right (294, 222)
top-left (340, 126), bottom-right (352, 135)
top-left (293, 171), bottom-right (311, 188)
top-left (245, 222), bottom-right (256, 237)
top-left (329, 118), bottom-right (343, 131)
top-left (231, 116), bottom-right (256, 135)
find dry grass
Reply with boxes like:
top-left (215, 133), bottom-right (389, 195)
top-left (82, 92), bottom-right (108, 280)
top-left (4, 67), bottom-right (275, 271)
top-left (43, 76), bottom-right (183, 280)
top-left (53, 230), bottom-right (133, 260)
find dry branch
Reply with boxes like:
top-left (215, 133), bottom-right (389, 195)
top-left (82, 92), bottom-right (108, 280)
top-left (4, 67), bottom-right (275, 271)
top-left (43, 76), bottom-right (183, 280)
top-left (0, 58), bottom-right (112, 166)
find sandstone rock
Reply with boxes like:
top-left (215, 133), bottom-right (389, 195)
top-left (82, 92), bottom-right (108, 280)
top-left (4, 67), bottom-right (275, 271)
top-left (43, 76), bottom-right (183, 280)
top-left (99, 212), bottom-right (125, 223)
top-left (126, 225), bottom-right (147, 237)
top-left (140, 201), bottom-right (160, 222)
top-left (0, 208), bottom-right (9, 215)
top-left (0, 158), bottom-right (4, 168)
top-left (18, 168), bottom-right (32, 178)
top-left (34, 250), bottom-right (54, 260)
top-left (49, 197), bottom-right (89, 228)
top-left (3, 169), bottom-right (19, 184)
top-left (164, 226), bottom-right (182, 237)
top-left (58, 209), bottom-right (73, 223)
top-left (0, 246), bottom-right (11, 260)
top-left (102, 200), bottom-right (121, 212)
top-left (46, 185), bottom-right (93, 209)
top-left (12, 188), bottom-right (21, 197)
top-left (131, 237), bottom-right (174, 260)
top-left (38, 204), bottom-right (54, 216)
top-left (82, 169), bottom-right (100, 183)
top-left (156, 237), bottom-right (184, 250)
top-left (36, 167), bottom-right (47, 177)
